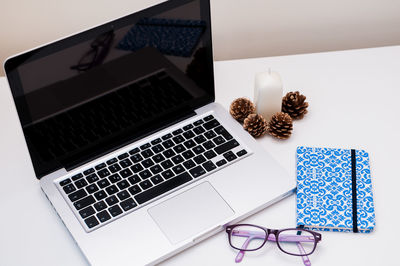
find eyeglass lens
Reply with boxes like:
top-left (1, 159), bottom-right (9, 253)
top-left (277, 229), bottom-right (316, 255)
top-left (230, 225), bottom-right (266, 251)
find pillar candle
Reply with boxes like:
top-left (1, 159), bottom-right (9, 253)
top-left (254, 69), bottom-right (283, 121)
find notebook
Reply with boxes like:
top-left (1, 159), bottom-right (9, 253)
top-left (296, 146), bottom-right (375, 233)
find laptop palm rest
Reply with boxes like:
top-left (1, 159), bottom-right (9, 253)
top-left (148, 182), bottom-right (234, 244)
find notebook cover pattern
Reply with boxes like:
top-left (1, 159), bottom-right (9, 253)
top-left (296, 146), bottom-right (375, 233)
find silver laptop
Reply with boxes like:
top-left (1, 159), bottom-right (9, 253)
top-left (4, 0), bottom-right (295, 265)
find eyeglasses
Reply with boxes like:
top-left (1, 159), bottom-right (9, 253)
top-left (225, 224), bottom-right (322, 266)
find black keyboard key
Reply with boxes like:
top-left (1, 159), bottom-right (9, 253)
top-left (203, 161), bottom-right (217, 172)
top-left (237, 149), bottom-right (248, 157)
top-left (105, 185), bottom-right (118, 195)
top-left (183, 130), bottom-right (195, 139)
top-left (120, 198), bottom-right (137, 212)
top-left (189, 166), bottom-right (206, 178)
top-left (84, 216), bottom-right (99, 228)
top-left (224, 151), bottom-right (238, 162)
top-left (215, 125), bottom-right (233, 140)
top-left (142, 158), bottom-right (154, 168)
top-left (128, 185), bottom-right (142, 196)
top-left (94, 201), bottom-right (107, 211)
top-left (97, 210), bottom-right (111, 223)
top-left (193, 154), bottom-right (206, 164)
top-left (193, 119), bottom-right (204, 126)
top-left (162, 140), bottom-right (174, 149)
top-left (151, 174), bottom-right (164, 185)
top-left (152, 144), bottom-right (164, 154)
top-left (128, 147), bottom-right (140, 155)
top-left (140, 143), bottom-right (151, 150)
top-left (94, 190), bottom-right (107, 201)
top-left (172, 129), bottom-right (183, 135)
top-left (213, 136), bottom-right (225, 145)
top-left (162, 133), bottom-right (172, 140)
top-left (135, 172), bottom-right (192, 204)
top-left (119, 169), bottom-right (133, 178)
top-left (108, 163), bottom-right (122, 173)
top-left (194, 135), bottom-right (207, 144)
top-left (106, 195), bottom-right (119, 206)
top-left (151, 138), bottom-right (162, 145)
top-left (172, 135), bottom-right (185, 144)
top-left (60, 179), bottom-right (71, 186)
top-left (79, 206), bottom-right (95, 219)
top-left (117, 190), bottom-right (130, 201)
top-left (75, 178), bottom-right (88, 189)
top-left (161, 159), bottom-right (174, 169)
top-left (86, 173), bottom-right (99, 184)
top-left (183, 124), bottom-right (193, 131)
top-left (106, 158), bottom-right (117, 165)
top-left (69, 189), bottom-right (87, 202)
top-left (193, 145), bottom-right (205, 155)
top-left (109, 174), bottom-right (122, 183)
top-left (173, 144), bottom-right (185, 153)
top-left (215, 139), bottom-right (240, 155)
top-left (204, 115), bottom-right (214, 121)
top-left (163, 149), bottom-right (176, 158)
top-left (203, 119), bottom-right (220, 130)
top-left (119, 158), bottom-right (132, 168)
top-left (152, 154), bottom-right (165, 163)
top-left (95, 163), bottom-right (106, 170)
top-left (71, 173), bottom-right (83, 181)
top-left (139, 180), bottom-right (153, 190)
top-left (139, 169), bottom-right (151, 179)
top-left (171, 155), bottom-right (184, 164)
top-left (182, 150), bottom-right (195, 159)
top-left (183, 159), bottom-right (196, 170)
top-left (63, 184), bottom-right (76, 194)
top-left (150, 165), bottom-right (163, 175)
top-left (98, 168), bottom-right (111, 178)
top-left (141, 149), bottom-right (154, 158)
top-left (204, 150), bottom-right (217, 159)
top-left (97, 179), bottom-right (110, 189)
top-left (216, 159), bottom-right (227, 167)
top-left (130, 163), bottom-right (144, 173)
top-left (117, 179), bottom-right (130, 190)
top-left (86, 184), bottom-right (99, 194)
top-left (74, 195), bottom-right (95, 210)
top-left (118, 153), bottom-right (129, 160)
top-left (128, 175), bottom-right (141, 185)
top-left (109, 205), bottom-right (123, 217)
top-left (204, 131), bottom-right (217, 139)
top-left (83, 168), bottom-right (95, 175)
top-left (161, 169), bottom-right (175, 179)
top-left (130, 154), bottom-right (143, 163)
top-left (193, 126), bottom-right (205, 135)
top-left (172, 164), bottom-right (185, 174)
top-left (183, 139), bottom-right (196, 149)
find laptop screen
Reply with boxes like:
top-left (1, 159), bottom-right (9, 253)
top-left (5, 0), bottom-right (214, 178)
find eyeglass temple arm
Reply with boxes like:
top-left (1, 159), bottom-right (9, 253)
top-left (232, 230), bottom-right (312, 265)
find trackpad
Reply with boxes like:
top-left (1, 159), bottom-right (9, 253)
top-left (148, 182), bottom-right (234, 244)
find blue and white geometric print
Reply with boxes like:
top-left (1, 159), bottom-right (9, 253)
top-left (296, 146), bottom-right (375, 233)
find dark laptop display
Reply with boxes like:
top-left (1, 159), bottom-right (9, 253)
top-left (5, 0), bottom-right (214, 178)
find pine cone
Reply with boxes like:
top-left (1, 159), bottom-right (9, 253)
top-left (243, 114), bottom-right (268, 138)
top-left (282, 91), bottom-right (308, 119)
top-left (267, 112), bottom-right (293, 139)
top-left (230, 98), bottom-right (256, 123)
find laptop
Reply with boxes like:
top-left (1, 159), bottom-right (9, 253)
top-left (4, 0), bottom-right (295, 265)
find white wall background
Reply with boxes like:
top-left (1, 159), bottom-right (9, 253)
top-left (1, 0), bottom-right (400, 76)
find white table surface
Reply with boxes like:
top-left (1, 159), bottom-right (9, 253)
top-left (1, 46), bottom-right (399, 266)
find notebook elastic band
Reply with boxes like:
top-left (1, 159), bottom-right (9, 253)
top-left (351, 149), bottom-right (358, 233)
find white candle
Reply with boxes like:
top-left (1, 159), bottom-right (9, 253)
top-left (254, 69), bottom-right (283, 121)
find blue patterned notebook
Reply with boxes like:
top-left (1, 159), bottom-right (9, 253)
top-left (296, 146), bottom-right (375, 233)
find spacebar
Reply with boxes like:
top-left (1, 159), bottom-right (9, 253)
top-left (134, 172), bottom-right (192, 205)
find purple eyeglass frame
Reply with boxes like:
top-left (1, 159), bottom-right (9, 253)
top-left (225, 224), bottom-right (322, 265)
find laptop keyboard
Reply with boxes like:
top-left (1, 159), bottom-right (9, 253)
top-left (57, 115), bottom-right (248, 231)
